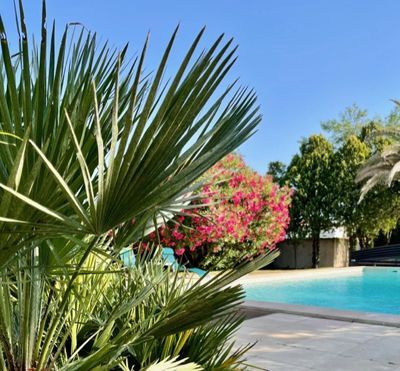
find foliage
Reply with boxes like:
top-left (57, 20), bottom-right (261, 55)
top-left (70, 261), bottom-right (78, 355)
top-left (332, 134), bottom-right (400, 249)
top-left (147, 153), bottom-right (291, 270)
top-left (144, 357), bottom-right (201, 371)
top-left (322, 106), bottom-right (400, 248)
top-left (0, 2), bottom-right (261, 265)
top-left (285, 127), bottom-right (400, 252)
top-left (269, 105), bottom-right (400, 255)
top-left (321, 104), bottom-right (370, 145)
top-left (283, 105), bottom-right (400, 252)
top-left (0, 2), bottom-right (270, 369)
top-left (331, 135), bottom-right (370, 249)
top-left (356, 126), bottom-right (400, 244)
top-left (357, 128), bottom-right (400, 193)
top-left (0, 248), bottom-right (277, 370)
top-left (353, 187), bottom-right (400, 247)
top-left (321, 103), bottom-right (400, 146)
top-left (285, 135), bottom-right (335, 267)
top-left (266, 160), bottom-right (287, 186)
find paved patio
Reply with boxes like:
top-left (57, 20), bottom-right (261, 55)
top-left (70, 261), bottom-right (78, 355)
top-left (236, 311), bottom-right (400, 370)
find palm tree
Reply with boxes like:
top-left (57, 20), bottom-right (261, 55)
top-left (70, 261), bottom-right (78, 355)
top-left (356, 128), bottom-right (400, 196)
top-left (0, 1), bottom-right (278, 369)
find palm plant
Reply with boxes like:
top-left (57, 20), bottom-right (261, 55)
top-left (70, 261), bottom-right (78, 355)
top-left (0, 1), bottom-right (261, 260)
top-left (356, 127), bottom-right (400, 196)
top-left (1, 248), bottom-right (275, 369)
top-left (0, 1), bottom-right (278, 369)
top-left (145, 357), bottom-right (201, 370)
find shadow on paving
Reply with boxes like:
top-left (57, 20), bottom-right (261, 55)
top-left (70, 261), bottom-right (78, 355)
top-left (239, 306), bottom-right (275, 320)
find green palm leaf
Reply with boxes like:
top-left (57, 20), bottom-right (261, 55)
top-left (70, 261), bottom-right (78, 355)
top-left (145, 356), bottom-right (202, 371)
top-left (0, 2), bottom-right (271, 370)
top-left (0, 1), bottom-right (260, 266)
top-left (357, 128), bottom-right (400, 197)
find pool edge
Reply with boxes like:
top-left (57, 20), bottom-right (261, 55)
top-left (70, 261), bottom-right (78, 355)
top-left (237, 266), bottom-right (365, 284)
top-left (242, 300), bottom-right (400, 328)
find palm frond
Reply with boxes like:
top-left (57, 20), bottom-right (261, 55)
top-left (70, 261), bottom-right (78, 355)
top-left (0, 1), bottom-right (260, 266)
top-left (0, 2), bottom-right (269, 369)
top-left (356, 126), bottom-right (400, 199)
top-left (145, 356), bottom-right (202, 371)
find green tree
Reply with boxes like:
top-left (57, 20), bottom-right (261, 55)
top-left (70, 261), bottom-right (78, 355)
top-left (321, 104), bottom-right (370, 145)
top-left (266, 160), bottom-right (287, 186)
top-left (322, 103), bottom-right (400, 146)
top-left (323, 107), bottom-right (400, 249)
top-left (333, 134), bottom-right (400, 249)
top-left (332, 135), bottom-right (370, 249)
top-left (355, 187), bottom-right (400, 248)
top-left (286, 135), bottom-right (335, 268)
top-left (356, 122), bottom-right (400, 246)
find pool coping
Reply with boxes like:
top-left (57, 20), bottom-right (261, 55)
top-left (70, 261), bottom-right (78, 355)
top-left (242, 300), bottom-right (400, 328)
top-left (237, 266), bottom-right (400, 328)
top-left (237, 266), bottom-right (366, 284)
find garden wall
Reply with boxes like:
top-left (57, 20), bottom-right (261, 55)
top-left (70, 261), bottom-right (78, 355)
top-left (272, 238), bottom-right (349, 269)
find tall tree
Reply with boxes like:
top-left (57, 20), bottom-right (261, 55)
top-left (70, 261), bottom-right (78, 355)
top-left (286, 135), bottom-right (335, 268)
top-left (323, 107), bottom-right (400, 249)
top-left (332, 135), bottom-right (370, 249)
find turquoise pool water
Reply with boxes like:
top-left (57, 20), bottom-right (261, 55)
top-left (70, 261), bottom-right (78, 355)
top-left (245, 268), bottom-right (400, 315)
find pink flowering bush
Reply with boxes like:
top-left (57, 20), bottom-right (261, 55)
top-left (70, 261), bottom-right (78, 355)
top-left (148, 153), bottom-right (292, 269)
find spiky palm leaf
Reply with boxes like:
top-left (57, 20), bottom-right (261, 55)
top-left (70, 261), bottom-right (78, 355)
top-left (0, 246), bottom-right (278, 370)
top-left (0, 1), bottom-right (260, 267)
top-left (0, 1), bottom-right (274, 370)
top-left (356, 128), bottom-right (400, 197)
top-left (145, 356), bottom-right (202, 371)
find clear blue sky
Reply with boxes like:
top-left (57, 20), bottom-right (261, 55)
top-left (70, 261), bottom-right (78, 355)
top-left (3, 1), bottom-right (400, 173)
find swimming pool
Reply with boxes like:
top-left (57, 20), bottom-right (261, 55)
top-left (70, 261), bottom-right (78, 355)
top-left (244, 268), bottom-right (400, 315)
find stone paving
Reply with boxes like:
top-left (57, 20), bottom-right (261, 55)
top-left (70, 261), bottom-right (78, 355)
top-left (236, 312), bottom-right (400, 371)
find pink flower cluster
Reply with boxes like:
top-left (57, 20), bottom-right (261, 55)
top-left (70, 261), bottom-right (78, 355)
top-left (149, 153), bottom-right (292, 263)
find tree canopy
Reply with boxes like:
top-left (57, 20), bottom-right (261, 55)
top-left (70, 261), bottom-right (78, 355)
top-left (267, 161), bottom-right (287, 186)
top-left (271, 104), bottom-right (400, 260)
top-left (285, 134), bottom-right (335, 267)
top-left (321, 103), bottom-right (400, 146)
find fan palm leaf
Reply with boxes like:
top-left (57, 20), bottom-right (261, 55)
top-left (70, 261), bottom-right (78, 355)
top-left (357, 128), bottom-right (400, 197)
top-left (0, 1), bottom-right (261, 267)
top-left (0, 246), bottom-right (278, 370)
top-left (0, 2), bottom-right (272, 369)
top-left (145, 356), bottom-right (202, 371)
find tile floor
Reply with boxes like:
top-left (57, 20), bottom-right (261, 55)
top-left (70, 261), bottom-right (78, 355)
top-left (236, 312), bottom-right (400, 371)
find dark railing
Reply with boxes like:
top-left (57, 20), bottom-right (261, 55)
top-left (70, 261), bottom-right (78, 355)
top-left (350, 244), bottom-right (400, 266)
